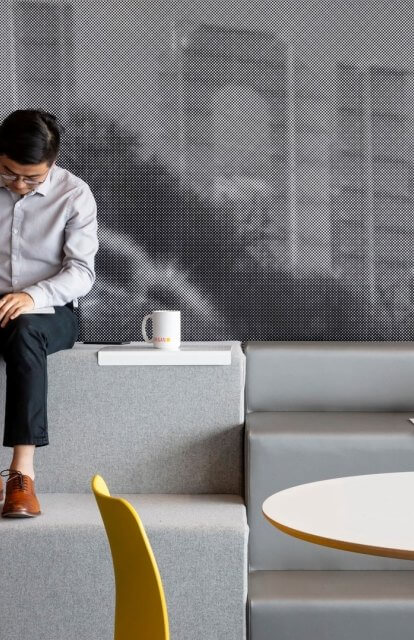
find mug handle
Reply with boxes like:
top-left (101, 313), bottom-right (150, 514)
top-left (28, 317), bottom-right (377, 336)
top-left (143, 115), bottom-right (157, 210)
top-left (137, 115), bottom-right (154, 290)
top-left (141, 314), bottom-right (153, 344)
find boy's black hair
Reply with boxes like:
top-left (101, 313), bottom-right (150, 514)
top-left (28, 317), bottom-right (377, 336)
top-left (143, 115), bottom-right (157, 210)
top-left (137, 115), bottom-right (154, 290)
top-left (0, 109), bottom-right (65, 166)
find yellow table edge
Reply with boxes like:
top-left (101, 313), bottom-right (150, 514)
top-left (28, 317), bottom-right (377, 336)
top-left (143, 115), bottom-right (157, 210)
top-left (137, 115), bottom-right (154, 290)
top-left (262, 509), bottom-right (414, 561)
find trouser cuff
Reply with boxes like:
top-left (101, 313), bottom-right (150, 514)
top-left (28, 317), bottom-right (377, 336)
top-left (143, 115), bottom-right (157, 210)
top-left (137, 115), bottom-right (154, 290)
top-left (2, 437), bottom-right (49, 448)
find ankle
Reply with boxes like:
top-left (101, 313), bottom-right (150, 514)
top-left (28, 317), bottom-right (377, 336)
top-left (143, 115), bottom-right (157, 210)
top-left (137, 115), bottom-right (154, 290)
top-left (9, 467), bottom-right (35, 481)
top-left (10, 446), bottom-right (35, 480)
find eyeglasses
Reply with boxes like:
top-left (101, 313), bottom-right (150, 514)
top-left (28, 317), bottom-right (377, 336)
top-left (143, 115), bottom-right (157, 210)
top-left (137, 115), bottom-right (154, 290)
top-left (0, 172), bottom-right (44, 186)
top-left (0, 161), bottom-right (50, 186)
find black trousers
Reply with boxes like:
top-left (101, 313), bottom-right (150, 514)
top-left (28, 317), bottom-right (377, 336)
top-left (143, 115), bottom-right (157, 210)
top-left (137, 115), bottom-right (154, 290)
top-left (0, 303), bottom-right (78, 447)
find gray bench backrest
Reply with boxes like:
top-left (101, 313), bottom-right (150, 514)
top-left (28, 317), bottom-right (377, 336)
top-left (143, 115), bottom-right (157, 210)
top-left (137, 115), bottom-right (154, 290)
top-left (245, 341), bottom-right (414, 412)
top-left (0, 342), bottom-right (245, 494)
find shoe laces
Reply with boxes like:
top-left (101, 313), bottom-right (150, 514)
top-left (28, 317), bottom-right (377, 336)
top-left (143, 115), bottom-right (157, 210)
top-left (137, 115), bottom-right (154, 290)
top-left (0, 468), bottom-right (30, 492)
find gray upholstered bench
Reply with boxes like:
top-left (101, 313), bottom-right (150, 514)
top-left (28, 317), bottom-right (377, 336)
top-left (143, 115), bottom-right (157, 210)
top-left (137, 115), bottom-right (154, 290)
top-left (245, 341), bottom-right (414, 640)
top-left (1, 493), bottom-right (247, 640)
top-left (249, 570), bottom-right (414, 640)
top-left (0, 341), bottom-right (248, 640)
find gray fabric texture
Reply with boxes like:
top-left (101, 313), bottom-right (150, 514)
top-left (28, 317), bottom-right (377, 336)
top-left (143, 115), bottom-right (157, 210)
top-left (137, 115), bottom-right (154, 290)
top-left (0, 341), bottom-right (245, 493)
top-left (0, 493), bottom-right (248, 640)
top-left (249, 571), bottom-right (414, 640)
top-left (244, 341), bottom-right (414, 412)
top-left (246, 411), bottom-right (414, 570)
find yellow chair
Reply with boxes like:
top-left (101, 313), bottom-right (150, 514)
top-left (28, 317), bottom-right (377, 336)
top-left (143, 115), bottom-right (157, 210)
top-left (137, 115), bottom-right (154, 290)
top-left (91, 474), bottom-right (170, 640)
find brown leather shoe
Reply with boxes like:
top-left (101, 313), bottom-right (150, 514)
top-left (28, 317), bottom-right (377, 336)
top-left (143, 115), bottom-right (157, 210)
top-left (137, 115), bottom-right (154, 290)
top-left (0, 469), bottom-right (41, 517)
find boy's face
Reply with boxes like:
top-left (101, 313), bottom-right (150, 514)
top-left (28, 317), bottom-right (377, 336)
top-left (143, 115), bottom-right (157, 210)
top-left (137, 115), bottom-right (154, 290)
top-left (0, 154), bottom-right (52, 195)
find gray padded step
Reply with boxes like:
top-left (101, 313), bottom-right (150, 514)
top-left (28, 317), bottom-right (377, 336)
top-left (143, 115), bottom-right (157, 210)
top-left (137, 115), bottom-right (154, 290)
top-left (0, 493), bottom-right (248, 640)
top-left (249, 570), bottom-right (414, 640)
top-left (0, 341), bottom-right (245, 494)
top-left (246, 411), bottom-right (414, 570)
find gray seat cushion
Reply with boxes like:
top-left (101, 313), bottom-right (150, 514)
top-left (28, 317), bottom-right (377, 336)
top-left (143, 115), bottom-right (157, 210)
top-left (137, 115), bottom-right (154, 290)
top-left (249, 570), bottom-right (414, 640)
top-left (246, 411), bottom-right (414, 570)
top-left (0, 493), bottom-right (248, 640)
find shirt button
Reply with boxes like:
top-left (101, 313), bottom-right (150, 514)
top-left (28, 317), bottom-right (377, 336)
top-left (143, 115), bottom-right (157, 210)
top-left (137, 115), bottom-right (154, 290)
top-left (12, 228), bottom-right (18, 234)
top-left (12, 253), bottom-right (16, 259)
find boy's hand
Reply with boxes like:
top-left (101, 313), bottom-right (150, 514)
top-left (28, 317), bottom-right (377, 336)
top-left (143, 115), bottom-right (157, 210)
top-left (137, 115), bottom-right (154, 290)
top-left (0, 292), bottom-right (35, 328)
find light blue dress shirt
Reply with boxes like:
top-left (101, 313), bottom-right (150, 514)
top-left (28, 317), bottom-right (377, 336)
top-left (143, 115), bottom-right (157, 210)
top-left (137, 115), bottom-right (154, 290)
top-left (0, 162), bottom-right (99, 308)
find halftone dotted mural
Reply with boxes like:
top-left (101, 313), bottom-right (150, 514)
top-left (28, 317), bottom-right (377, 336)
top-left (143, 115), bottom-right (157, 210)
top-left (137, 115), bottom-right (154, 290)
top-left (2, 3), bottom-right (414, 341)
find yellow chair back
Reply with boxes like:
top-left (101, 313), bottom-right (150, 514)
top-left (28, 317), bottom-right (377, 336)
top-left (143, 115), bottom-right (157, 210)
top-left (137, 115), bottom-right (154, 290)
top-left (91, 474), bottom-right (170, 640)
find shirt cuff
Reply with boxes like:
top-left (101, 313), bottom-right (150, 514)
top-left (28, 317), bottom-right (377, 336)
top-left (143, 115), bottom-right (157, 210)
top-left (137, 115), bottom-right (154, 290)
top-left (21, 285), bottom-right (49, 309)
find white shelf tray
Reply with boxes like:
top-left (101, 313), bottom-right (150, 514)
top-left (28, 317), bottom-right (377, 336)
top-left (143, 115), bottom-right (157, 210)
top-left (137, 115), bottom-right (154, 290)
top-left (97, 341), bottom-right (234, 365)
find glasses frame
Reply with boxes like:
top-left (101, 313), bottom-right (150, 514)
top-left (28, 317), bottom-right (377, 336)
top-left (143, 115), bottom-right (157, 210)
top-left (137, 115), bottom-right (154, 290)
top-left (0, 162), bottom-right (50, 186)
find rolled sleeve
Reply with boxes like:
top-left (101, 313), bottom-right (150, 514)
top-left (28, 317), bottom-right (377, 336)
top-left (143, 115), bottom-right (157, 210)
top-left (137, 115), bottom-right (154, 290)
top-left (22, 186), bottom-right (99, 307)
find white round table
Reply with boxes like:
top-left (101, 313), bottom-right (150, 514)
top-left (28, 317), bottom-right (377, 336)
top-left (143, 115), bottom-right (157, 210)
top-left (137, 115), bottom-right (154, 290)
top-left (262, 472), bottom-right (414, 560)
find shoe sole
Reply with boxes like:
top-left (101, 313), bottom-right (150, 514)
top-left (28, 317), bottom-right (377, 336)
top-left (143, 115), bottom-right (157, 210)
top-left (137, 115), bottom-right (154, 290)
top-left (2, 510), bottom-right (41, 518)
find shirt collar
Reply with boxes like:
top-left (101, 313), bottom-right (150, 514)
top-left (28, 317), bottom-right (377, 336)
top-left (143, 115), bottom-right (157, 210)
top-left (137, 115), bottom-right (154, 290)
top-left (33, 162), bottom-right (55, 196)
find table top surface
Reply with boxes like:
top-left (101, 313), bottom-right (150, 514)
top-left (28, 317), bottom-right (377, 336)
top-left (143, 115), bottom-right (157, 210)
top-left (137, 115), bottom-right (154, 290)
top-left (262, 472), bottom-right (414, 560)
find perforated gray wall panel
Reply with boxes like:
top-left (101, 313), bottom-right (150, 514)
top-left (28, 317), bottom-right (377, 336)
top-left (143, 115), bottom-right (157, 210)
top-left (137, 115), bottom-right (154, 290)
top-left (1, 1), bottom-right (413, 342)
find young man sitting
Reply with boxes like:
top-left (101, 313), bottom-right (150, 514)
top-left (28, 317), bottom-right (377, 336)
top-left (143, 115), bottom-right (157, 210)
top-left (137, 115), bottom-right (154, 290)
top-left (0, 109), bottom-right (99, 517)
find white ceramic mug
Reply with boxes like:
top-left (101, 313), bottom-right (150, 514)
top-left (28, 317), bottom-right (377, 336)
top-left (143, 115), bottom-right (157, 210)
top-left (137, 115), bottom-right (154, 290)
top-left (141, 310), bottom-right (181, 350)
